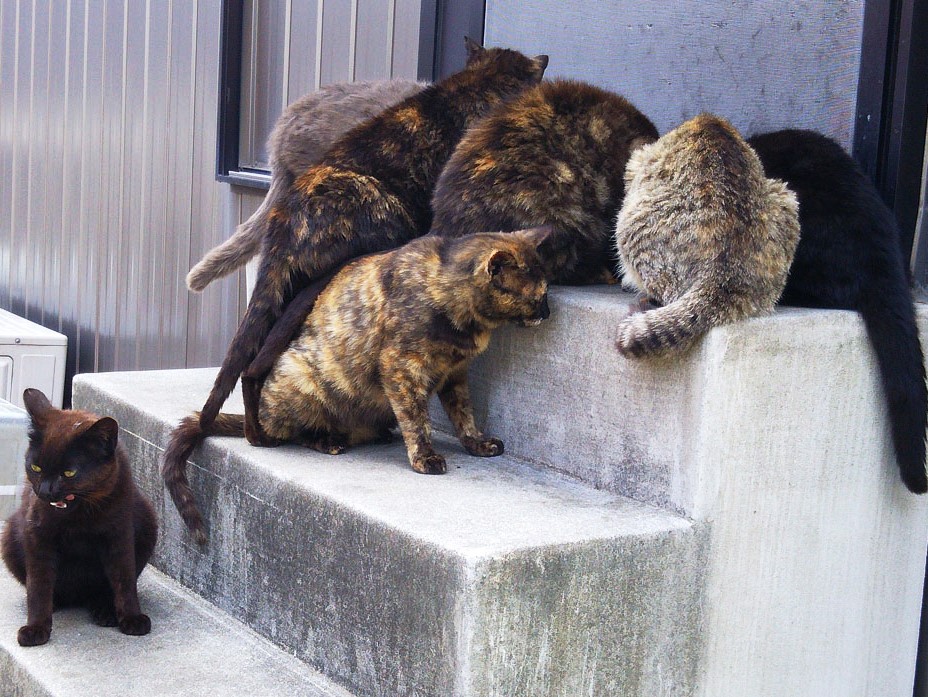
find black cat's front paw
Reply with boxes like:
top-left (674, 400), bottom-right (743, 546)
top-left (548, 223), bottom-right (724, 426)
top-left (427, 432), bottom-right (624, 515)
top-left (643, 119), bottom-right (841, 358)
top-left (461, 436), bottom-right (504, 457)
top-left (118, 613), bottom-right (151, 636)
top-left (411, 452), bottom-right (447, 475)
top-left (17, 623), bottom-right (51, 646)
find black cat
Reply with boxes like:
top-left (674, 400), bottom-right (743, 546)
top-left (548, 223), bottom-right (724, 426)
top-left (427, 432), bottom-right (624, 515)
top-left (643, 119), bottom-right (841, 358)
top-left (1, 389), bottom-right (158, 645)
top-left (749, 129), bottom-right (927, 493)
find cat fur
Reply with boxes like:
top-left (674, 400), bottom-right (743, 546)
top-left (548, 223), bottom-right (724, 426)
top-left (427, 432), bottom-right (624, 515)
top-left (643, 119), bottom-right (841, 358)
top-left (194, 39), bottom-right (547, 437)
top-left (163, 229), bottom-right (551, 541)
top-left (749, 128), bottom-right (927, 493)
top-left (430, 79), bottom-right (658, 284)
top-left (614, 113), bottom-right (800, 357)
top-left (186, 78), bottom-right (427, 292)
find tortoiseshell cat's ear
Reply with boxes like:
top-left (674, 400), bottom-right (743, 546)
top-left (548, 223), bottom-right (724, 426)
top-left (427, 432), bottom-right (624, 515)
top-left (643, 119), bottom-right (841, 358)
top-left (79, 417), bottom-right (120, 460)
top-left (22, 389), bottom-right (53, 426)
top-left (531, 54), bottom-right (549, 81)
top-left (515, 224), bottom-right (558, 258)
top-left (485, 249), bottom-right (517, 277)
top-left (464, 36), bottom-right (485, 63)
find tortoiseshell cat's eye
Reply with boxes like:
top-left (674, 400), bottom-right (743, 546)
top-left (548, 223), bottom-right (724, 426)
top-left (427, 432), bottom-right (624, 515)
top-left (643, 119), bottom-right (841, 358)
top-left (29, 464), bottom-right (41, 473)
top-left (63, 469), bottom-right (77, 478)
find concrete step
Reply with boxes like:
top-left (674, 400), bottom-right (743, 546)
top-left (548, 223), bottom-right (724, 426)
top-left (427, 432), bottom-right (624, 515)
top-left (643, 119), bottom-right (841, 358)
top-left (72, 368), bottom-right (704, 697)
top-left (0, 558), bottom-right (354, 697)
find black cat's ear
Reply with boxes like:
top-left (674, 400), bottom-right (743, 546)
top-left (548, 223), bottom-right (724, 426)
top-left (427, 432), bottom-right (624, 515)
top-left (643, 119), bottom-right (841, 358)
top-left (464, 36), bottom-right (485, 63)
top-left (81, 417), bottom-right (119, 459)
top-left (532, 54), bottom-right (549, 80)
top-left (486, 249), bottom-right (517, 277)
top-left (22, 389), bottom-right (53, 426)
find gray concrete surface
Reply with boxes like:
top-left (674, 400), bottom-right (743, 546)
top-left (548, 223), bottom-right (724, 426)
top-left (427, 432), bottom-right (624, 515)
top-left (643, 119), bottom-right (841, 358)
top-left (71, 369), bottom-right (704, 697)
top-left (0, 559), bottom-right (353, 697)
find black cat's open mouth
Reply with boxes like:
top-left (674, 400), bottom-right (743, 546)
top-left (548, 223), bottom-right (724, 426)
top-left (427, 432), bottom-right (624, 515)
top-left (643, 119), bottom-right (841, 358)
top-left (49, 495), bottom-right (76, 509)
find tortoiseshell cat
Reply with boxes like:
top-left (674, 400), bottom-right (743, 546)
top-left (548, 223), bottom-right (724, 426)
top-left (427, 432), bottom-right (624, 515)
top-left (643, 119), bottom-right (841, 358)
top-left (1, 390), bottom-right (157, 646)
top-left (614, 113), bottom-right (800, 357)
top-left (195, 39), bottom-right (548, 439)
top-left (749, 129), bottom-right (927, 493)
top-left (186, 78), bottom-right (426, 292)
top-left (163, 229), bottom-right (551, 542)
top-left (430, 79), bottom-right (658, 283)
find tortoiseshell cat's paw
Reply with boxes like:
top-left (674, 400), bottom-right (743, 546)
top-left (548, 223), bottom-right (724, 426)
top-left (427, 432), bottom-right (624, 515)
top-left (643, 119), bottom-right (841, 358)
top-left (306, 434), bottom-right (348, 455)
top-left (17, 623), bottom-right (51, 646)
top-left (90, 602), bottom-right (119, 627)
top-left (118, 613), bottom-right (151, 636)
top-left (461, 436), bottom-right (504, 457)
top-left (411, 452), bottom-right (447, 475)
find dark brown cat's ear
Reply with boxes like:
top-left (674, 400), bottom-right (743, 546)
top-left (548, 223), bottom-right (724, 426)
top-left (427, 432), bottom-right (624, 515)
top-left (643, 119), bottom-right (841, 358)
top-left (464, 36), bottom-right (485, 63)
top-left (22, 389), bottom-right (53, 425)
top-left (532, 54), bottom-right (549, 80)
top-left (81, 417), bottom-right (119, 459)
top-left (485, 249), bottom-right (517, 277)
top-left (514, 224), bottom-right (557, 257)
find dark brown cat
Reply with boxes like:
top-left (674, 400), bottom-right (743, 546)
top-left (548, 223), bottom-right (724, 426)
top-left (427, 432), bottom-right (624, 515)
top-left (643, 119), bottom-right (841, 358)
top-left (1, 390), bottom-right (157, 646)
top-left (196, 40), bottom-right (548, 440)
top-left (430, 79), bottom-right (658, 283)
top-left (163, 228), bottom-right (551, 542)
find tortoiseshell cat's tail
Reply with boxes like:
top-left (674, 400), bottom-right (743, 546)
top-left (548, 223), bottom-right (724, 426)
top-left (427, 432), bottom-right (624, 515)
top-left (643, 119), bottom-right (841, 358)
top-left (859, 257), bottom-right (928, 494)
top-left (162, 413), bottom-right (245, 543)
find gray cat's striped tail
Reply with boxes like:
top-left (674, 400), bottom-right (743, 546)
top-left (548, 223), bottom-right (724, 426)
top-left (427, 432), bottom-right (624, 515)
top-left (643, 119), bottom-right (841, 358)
top-left (186, 175), bottom-right (289, 292)
top-left (616, 287), bottom-right (716, 358)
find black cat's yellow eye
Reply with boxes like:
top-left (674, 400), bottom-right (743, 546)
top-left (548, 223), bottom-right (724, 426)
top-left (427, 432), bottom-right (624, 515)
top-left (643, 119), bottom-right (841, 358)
top-left (29, 463), bottom-right (41, 473)
top-left (63, 469), bottom-right (77, 478)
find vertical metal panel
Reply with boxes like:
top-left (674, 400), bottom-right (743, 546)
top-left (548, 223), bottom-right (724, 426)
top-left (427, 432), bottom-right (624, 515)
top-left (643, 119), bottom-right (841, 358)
top-left (319, 0), bottom-right (353, 85)
top-left (353, 0), bottom-right (392, 80)
top-left (285, 0), bottom-right (320, 100)
top-left (392, 0), bottom-right (423, 78)
top-left (0, 1), bottom-right (13, 311)
top-left (185, 2), bottom-right (241, 370)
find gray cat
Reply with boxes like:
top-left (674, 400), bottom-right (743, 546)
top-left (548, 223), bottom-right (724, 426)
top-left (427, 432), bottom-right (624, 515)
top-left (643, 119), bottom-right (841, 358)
top-left (186, 78), bottom-right (427, 292)
top-left (614, 114), bottom-right (800, 357)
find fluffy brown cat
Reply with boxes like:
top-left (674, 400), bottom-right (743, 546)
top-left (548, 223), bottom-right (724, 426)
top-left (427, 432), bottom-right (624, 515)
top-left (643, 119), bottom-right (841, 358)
top-left (430, 79), bottom-right (658, 284)
top-left (614, 113), bottom-right (800, 357)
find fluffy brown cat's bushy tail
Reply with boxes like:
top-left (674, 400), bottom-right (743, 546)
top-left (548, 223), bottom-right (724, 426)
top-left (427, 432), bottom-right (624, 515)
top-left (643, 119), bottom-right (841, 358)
top-left (186, 175), bottom-right (290, 292)
top-left (615, 286), bottom-right (719, 358)
top-left (161, 413), bottom-right (245, 544)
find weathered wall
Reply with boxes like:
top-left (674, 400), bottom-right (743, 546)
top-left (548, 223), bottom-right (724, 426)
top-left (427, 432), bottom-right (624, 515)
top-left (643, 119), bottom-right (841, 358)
top-left (485, 0), bottom-right (865, 147)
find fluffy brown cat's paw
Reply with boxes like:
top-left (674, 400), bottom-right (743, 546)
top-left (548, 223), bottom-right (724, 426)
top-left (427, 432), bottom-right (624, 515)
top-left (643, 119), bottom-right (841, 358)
top-left (90, 603), bottom-right (119, 627)
top-left (461, 436), bottom-right (504, 457)
top-left (412, 453), bottom-right (447, 474)
top-left (118, 613), bottom-right (151, 636)
top-left (615, 318), bottom-right (649, 358)
top-left (17, 623), bottom-right (51, 646)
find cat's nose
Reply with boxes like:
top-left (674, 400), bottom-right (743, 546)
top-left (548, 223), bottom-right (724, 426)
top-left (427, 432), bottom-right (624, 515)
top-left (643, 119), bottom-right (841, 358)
top-left (36, 479), bottom-right (55, 501)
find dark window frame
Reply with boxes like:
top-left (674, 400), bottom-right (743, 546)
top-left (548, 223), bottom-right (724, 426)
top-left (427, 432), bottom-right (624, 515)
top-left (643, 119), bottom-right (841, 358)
top-left (854, 0), bottom-right (928, 278)
top-left (215, 0), bottom-right (486, 192)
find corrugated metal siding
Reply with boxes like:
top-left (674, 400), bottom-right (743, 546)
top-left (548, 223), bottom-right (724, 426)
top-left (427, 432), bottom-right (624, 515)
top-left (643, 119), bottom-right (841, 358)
top-left (0, 0), bottom-right (423, 402)
top-left (0, 0), bottom-right (241, 403)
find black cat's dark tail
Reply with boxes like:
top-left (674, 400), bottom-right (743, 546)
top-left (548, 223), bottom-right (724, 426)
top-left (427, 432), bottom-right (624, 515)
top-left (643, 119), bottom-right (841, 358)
top-left (199, 228), bottom-right (294, 430)
top-left (162, 413), bottom-right (245, 543)
top-left (859, 257), bottom-right (927, 493)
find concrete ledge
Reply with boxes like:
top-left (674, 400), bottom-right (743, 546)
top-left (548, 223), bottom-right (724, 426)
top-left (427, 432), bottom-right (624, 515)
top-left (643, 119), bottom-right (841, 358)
top-left (0, 560), bottom-right (352, 697)
top-left (73, 369), bottom-right (704, 697)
